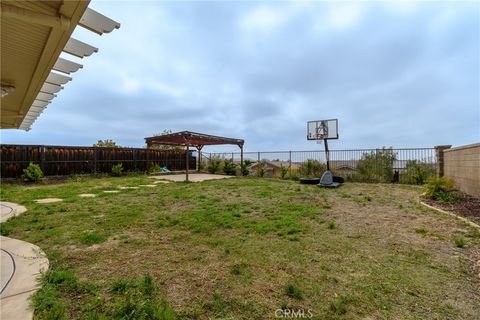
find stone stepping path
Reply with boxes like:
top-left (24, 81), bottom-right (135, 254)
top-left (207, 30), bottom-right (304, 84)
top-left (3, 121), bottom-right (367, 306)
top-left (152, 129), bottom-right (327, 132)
top-left (34, 198), bottom-right (63, 204)
top-left (32, 179), bottom-right (172, 205)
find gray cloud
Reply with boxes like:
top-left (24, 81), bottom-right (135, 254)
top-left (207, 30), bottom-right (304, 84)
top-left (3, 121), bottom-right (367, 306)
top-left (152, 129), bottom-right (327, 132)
top-left (2, 1), bottom-right (478, 151)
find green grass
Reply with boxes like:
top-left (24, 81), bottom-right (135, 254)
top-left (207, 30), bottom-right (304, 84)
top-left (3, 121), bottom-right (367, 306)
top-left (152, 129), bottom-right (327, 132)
top-left (454, 237), bottom-right (466, 248)
top-left (1, 175), bottom-right (479, 319)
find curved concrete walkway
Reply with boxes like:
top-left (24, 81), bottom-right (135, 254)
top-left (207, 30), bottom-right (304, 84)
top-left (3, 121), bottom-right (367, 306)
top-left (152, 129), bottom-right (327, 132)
top-left (0, 202), bottom-right (49, 320)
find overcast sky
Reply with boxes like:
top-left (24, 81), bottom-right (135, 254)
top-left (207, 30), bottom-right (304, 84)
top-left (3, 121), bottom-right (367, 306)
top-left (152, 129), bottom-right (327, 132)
top-left (2, 1), bottom-right (479, 152)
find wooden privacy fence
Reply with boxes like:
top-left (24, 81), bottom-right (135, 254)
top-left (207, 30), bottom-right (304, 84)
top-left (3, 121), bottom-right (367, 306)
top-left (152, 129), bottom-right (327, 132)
top-left (0, 144), bottom-right (196, 178)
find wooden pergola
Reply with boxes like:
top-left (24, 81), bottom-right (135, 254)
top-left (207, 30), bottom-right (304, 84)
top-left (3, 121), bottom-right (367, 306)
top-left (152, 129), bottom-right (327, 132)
top-left (145, 131), bottom-right (244, 181)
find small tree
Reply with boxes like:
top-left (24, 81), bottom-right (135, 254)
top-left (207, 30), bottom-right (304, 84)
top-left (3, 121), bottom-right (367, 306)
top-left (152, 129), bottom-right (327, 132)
top-left (299, 159), bottom-right (326, 178)
top-left (93, 139), bottom-right (118, 148)
top-left (402, 160), bottom-right (435, 185)
top-left (356, 148), bottom-right (396, 183)
top-left (23, 162), bottom-right (43, 182)
top-left (207, 156), bottom-right (222, 174)
top-left (223, 159), bottom-right (237, 175)
top-left (111, 163), bottom-right (124, 177)
top-left (256, 160), bottom-right (267, 177)
top-left (279, 164), bottom-right (289, 179)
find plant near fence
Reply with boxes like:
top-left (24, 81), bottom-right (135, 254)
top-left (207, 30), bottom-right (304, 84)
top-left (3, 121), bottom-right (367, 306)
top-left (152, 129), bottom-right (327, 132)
top-left (298, 159), bottom-right (326, 178)
top-left (280, 164), bottom-right (289, 179)
top-left (207, 156), bottom-right (223, 174)
top-left (256, 160), bottom-right (267, 177)
top-left (356, 148), bottom-right (396, 183)
top-left (111, 163), bottom-right (124, 177)
top-left (401, 160), bottom-right (435, 185)
top-left (22, 162), bottom-right (43, 182)
top-left (223, 159), bottom-right (237, 176)
top-left (423, 177), bottom-right (457, 202)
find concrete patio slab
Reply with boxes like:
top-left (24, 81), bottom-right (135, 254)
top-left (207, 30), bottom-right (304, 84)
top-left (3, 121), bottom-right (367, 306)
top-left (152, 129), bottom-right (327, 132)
top-left (1, 202), bottom-right (27, 223)
top-left (34, 198), bottom-right (63, 204)
top-left (1, 202), bottom-right (49, 320)
top-left (150, 173), bottom-right (235, 182)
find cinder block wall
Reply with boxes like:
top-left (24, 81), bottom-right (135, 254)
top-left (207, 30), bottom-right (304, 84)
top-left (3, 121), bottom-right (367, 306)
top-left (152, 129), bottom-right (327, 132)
top-left (443, 143), bottom-right (480, 197)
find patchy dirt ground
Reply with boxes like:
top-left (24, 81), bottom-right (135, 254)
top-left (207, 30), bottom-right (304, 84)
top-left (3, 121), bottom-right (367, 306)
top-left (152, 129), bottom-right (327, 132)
top-left (1, 177), bottom-right (480, 319)
top-left (424, 191), bottom-right (480, 225)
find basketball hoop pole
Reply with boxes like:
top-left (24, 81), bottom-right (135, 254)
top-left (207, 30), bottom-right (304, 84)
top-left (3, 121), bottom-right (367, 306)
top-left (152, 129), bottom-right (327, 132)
top-left (324, 139), bottom-right (330, 171)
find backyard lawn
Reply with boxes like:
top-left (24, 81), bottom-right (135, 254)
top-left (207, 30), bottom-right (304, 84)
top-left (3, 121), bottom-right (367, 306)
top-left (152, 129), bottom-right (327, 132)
top-left (1, 176), bottom-right (479, 319)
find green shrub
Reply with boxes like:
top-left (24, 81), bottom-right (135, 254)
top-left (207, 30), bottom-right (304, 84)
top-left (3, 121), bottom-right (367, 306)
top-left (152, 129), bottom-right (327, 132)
top-left (291, 174), bottom-right (300, 181)
top-left (356, 148), bottom-right (396, 183)
top-left (298, 159), bottom-right (326, 178)
top-left (402, 160), bottom-right (435, 184)
top-left (423, 177), bottom-right (456, 201)
top-left (148, 164), bottom-right (162, 174)
top-left (241, 165), bottom-right (249, 176)
top-left (23, 162), bottom-right (44, 182)
top-left (207, 157), bottom-right (222, 174)
top-left (244, 159), bottom-right (253, 167)
top-left (280, 164), bottom-right (289, 179)
top-left (328, 221), bottom-right (336, 229)
top-left (256, 161), bottom-right (267, 177)
top-left (111, 163), bottom-right (124, 177)
top-left (222, 159), bottom-right (237, 175)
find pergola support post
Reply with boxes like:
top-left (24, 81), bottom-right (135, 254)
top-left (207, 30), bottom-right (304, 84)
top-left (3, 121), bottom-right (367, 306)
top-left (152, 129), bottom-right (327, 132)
top-left (197, 145), bottom-right (203, 172)
top-left (240, 143), bottom-right (244, 176)
top-left (185, 144), bottom-right (189, 182)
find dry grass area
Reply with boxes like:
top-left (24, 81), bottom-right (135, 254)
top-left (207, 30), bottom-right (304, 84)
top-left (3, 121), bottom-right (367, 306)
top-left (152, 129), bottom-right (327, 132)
top-left (1, 176), bottom-right (479, 319)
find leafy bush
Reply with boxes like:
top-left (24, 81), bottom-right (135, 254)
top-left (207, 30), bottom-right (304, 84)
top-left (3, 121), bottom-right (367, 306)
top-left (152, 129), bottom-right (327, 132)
top-left (111, 163), bottom-right (124, 177)
top-left (23, 162), bottom-right (44, 182)
top-left (356, 148), bottom-right (396, 183)
top-left (423, 176), bottom-right (456, 201)
top-left (280, 164), bottom-right (289, 179)
top-left (241, 165), bottom-right (249, 176)
top-left (148, 164), bottom-right (162, 174)
top-left (222, 159), bottom-right (237, 176)
top-left (291, 174), bottom-right (300, 181)
top-left (256, 161), bottom-right (267, 177)
top-left (298, 159), bottom-right (326, 178)
top-left (244, 159), bottom-right (253, 167)
top-left (207, 157), bottom-right (222, 174)
top-left (402, 160), bottom-right (435, 184)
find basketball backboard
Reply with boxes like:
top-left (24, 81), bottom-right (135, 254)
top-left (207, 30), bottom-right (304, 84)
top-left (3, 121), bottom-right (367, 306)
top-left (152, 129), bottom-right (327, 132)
top-left (307, 119), bottom-right (338, 140)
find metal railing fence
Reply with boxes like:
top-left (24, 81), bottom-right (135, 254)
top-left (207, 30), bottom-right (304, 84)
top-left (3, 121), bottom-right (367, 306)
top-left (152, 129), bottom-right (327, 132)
top-left (204, 148), bottom-right (436, 184)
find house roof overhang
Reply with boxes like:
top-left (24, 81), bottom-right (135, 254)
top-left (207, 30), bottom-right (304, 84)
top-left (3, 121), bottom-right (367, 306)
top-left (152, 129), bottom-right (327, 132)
top-left (1, 0), bottom-right (120, 130)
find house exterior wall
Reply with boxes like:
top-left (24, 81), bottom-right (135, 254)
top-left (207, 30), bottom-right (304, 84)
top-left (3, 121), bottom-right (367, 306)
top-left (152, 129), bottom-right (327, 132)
top-left (443, 143), bottom-right (480, 197)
